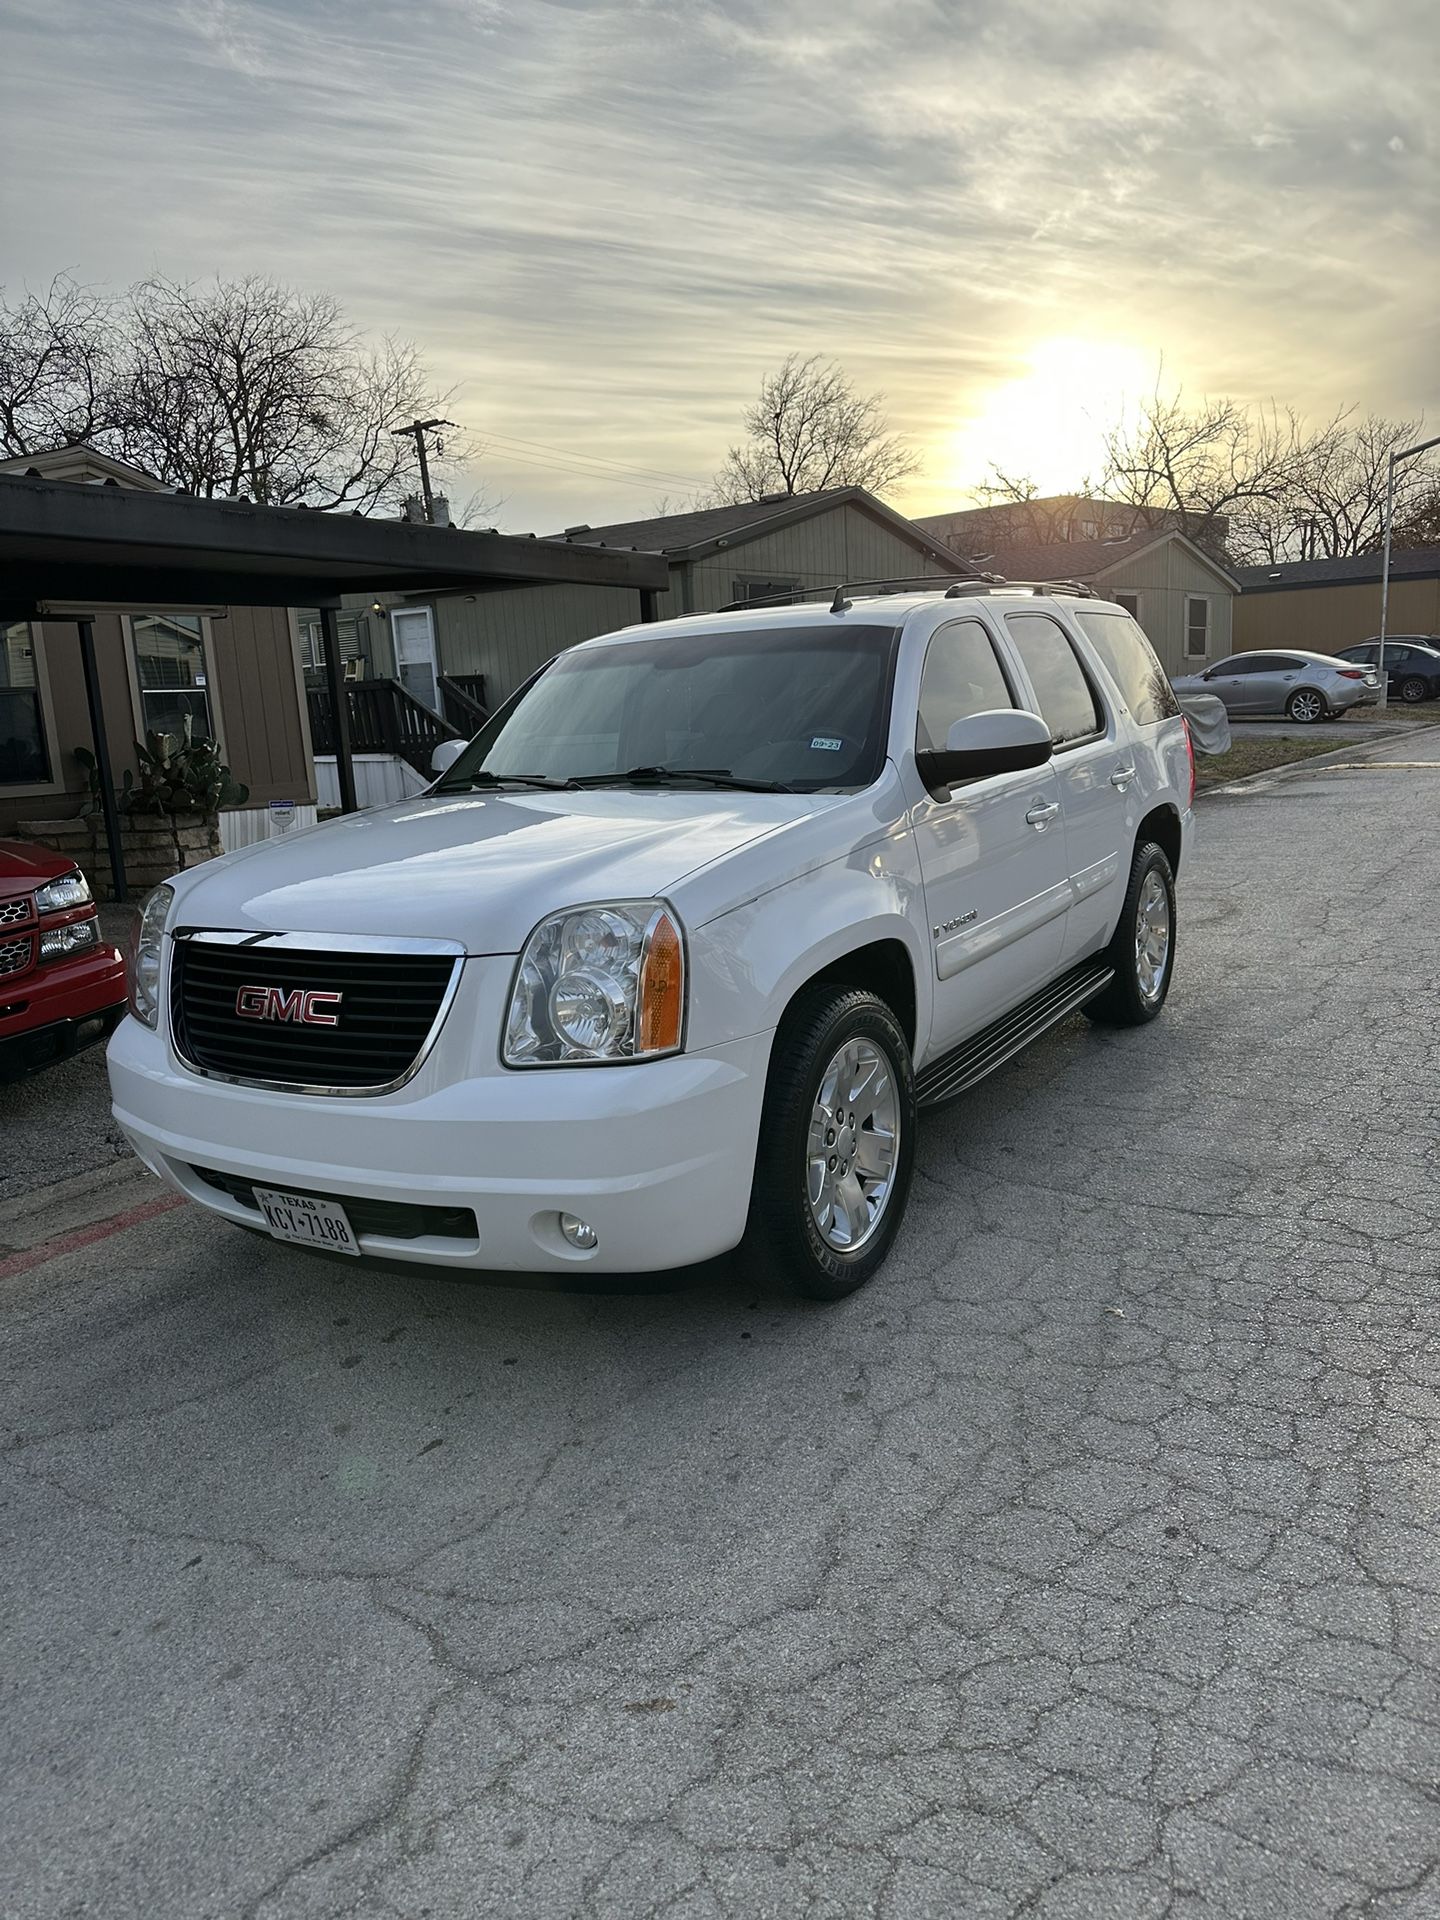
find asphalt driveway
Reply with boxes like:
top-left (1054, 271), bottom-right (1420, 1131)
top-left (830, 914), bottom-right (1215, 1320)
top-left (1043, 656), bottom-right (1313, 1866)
top-left (3, 736), bottom-right (1439, 1919)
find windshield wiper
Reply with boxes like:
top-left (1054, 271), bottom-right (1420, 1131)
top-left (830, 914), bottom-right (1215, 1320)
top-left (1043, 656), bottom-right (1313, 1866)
top-left (455, 770), bottom-right (579, 791)
top-left (570, 765), bottom-right (795, 793)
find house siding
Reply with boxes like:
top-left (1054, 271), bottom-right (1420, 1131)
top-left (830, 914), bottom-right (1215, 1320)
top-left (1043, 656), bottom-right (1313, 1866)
top-left (1094, 543), bottom-right (1233, 673)
top-left (1, 607), bottom-right (314, 834)
top-left (685, 503), bottom-right (953, 610)
top-left (1234, 576), bottom-right (1440, 655)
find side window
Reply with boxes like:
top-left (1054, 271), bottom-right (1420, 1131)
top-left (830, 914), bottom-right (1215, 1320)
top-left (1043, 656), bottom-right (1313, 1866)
top-left (1185, 596), bottom-right (1211, 659)
top-left (1003, 612), bottom-right (1104, 747)
top-left (1, 622), bottom-right (53, 786)
top-left (1227, 655), bottom-right (1271, 675)
top-left (1073, 609), bottom-right (1179, 725)
top-left (1113, 591), bottom-right (1142, 623)
top-left (915, 619), bottom-right (1015, 752)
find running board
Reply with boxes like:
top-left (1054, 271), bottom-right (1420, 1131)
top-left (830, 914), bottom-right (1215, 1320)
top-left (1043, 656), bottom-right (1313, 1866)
top-left (915, 958), bottom-right (1114, 1109)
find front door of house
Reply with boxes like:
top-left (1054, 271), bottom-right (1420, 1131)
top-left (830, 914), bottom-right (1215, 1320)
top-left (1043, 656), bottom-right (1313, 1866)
top-left (392, 607), bottom-right (439, 714)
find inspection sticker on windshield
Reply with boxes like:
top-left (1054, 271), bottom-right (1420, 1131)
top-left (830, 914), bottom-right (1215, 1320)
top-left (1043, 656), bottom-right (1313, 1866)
top-left (810, 736), bottom-right (843, 751)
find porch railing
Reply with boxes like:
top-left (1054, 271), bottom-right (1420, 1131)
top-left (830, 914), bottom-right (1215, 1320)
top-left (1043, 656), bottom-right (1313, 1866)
top-left (438, 673), bottom-right (489, 735)
top-left (307, 678), bottom-right (462, 779)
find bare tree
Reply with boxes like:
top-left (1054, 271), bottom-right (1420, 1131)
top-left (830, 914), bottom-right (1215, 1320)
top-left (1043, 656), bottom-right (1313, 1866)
top-left (1100, 387), bottom-right (1307, 559)
top-left (1389, 481), bottom-right (1440, 551)
top-left (0, 274), bottom-right (119, 455)
top-left (712, 354), bottom-right (918, 503)
top-left (1268, 413), bottom-right (1438, 560)
top-left (112, 275), bottom-right (451, 512)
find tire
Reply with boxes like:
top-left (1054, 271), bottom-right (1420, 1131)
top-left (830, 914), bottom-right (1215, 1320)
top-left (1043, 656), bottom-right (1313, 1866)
top-left (1085, 842), bottom-right (1177, 1029)
top-left (744, 985), bottom-right (916, 1301)
top-left (1286, 688), bottom-right (1326, 723)
top-left (1400, 677), bottom-right (1428, 705)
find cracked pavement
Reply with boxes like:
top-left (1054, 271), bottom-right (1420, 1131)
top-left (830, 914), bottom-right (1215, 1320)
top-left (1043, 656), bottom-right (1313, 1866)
top-left (3, 742), bottom-right (1439, 1918)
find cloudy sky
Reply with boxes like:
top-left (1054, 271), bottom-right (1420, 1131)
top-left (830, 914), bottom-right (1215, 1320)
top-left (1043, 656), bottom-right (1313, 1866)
top-left (3, 0), bottom-right (1436, 530)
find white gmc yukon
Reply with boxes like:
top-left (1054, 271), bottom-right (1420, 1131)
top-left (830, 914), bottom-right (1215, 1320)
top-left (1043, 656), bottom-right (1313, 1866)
top-left (109, 583), bottom-right (1194, 1299)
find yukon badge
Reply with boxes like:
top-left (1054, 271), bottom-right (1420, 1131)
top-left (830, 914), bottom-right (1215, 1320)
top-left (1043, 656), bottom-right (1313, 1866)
top-left (235, 985), bottom-right (344, 1026)
top-left (933, 910), bottom-right (978, 938)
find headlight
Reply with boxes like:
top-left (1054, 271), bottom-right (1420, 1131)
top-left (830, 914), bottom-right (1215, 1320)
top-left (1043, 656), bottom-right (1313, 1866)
top-left (504, 901), bottom-right (685, 1065)
top-left (130, 883), bottom-right (174, 1029)
top-left (40, 918), bottom-right (99, 960)
top-left (33, 869), bottom-right (92, 913)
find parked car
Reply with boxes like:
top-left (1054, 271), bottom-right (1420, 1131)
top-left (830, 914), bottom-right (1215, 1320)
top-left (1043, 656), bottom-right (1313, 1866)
top-left (1172, 650), bottom-right (1377, 722)
top-left (1334, 639), bottom-right (1440, 704)
top-left (0, 842), bottom-right (127, 1082)
top-left (109, 586), bottom-right (1193, 1300)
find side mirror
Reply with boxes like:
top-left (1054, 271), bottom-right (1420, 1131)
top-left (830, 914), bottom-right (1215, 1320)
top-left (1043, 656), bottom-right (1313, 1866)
top-left (916, 708), bottom-right (1052, 792)
top-left (430, 738), bottom-right (467, 777)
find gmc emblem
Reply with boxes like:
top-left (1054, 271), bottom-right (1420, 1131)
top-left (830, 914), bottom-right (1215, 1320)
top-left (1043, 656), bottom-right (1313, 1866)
top-left (235, 985), bottom-right (343, 1026)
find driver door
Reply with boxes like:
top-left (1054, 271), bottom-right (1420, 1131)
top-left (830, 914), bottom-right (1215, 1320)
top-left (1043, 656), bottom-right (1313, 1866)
top-left (910, 618), bottom-right (1070, 1055)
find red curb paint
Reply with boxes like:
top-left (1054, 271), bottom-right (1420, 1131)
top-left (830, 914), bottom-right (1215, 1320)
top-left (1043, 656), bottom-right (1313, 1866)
top-left (0, 1191), bottom-right (187, 1281)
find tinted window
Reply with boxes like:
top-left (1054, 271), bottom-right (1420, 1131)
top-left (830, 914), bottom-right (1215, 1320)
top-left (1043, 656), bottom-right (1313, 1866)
top-left (1004, 613), bottom-right (1104, 746)
top-left (1226, 655), bottom-right (1278, 675)
top-left (1074, 610), bottom-right (1179, 725)
top-left (916, 619), bottom-right (1014, 752)
top-left (439, 622), bottom-right (898, 792)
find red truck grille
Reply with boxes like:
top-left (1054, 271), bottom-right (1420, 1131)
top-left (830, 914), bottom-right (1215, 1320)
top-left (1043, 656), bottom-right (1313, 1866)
top-left (0, 899), bottom-right (33, 927)
top-left (0, 934), bottom-right (34, 978)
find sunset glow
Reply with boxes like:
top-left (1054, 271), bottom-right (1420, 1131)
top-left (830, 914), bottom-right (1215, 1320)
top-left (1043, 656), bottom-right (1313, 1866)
top-left (942, 338), bottom-right (1159, 499)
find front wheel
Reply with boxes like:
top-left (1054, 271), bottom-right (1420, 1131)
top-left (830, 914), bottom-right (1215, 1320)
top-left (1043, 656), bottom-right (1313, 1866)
top-left (1085, 842), bottom-right (1177, 1028)
top-left (1286, 688), bottom-right (1326, 723)
top-left (744, 986), bottom-right (916, 1300)
top-left (1400, 676), bottom-right (1428, 704)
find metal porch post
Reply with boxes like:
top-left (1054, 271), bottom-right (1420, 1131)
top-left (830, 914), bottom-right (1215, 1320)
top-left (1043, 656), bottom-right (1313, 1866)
top-left (320, 603), bottom-right (358, 813)
top-left (76, 617), bottom-right (127, 903)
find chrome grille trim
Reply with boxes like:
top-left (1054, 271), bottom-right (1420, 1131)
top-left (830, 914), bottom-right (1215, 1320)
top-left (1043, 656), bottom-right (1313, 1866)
top-left (0, 934), bottom-right (34, 977)
top-left (168, 928), bottom-right (466, 1097)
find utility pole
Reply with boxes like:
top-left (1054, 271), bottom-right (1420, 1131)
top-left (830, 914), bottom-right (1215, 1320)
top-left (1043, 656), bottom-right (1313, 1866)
top-left (1377, 431), bottom-right (1440, 710)
top-left (391, 417), bottom-right (456, 522)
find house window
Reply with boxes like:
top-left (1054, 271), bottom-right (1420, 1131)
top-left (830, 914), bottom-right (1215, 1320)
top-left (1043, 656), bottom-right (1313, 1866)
top-left (1185, 597), bottom-right (1210, 658)
top-left (131, 613), bottom-right (215, 746)
top-left (1113, 591), bottom-right (1142, 624)
top-left (732, 577), bottom-right (800, 607)
top-left (297, 611), bottom-right (366, 678)
top-left (0, 622), bottom-right (51, 786)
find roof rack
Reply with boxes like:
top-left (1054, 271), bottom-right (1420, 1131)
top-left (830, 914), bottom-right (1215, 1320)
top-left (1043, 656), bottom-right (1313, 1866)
top-left (715, 573), bottom-right (1098, 614)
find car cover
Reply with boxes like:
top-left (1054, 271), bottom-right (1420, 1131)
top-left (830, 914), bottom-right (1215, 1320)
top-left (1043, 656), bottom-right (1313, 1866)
top-left (1176, 691), bottom-right (1231, 755)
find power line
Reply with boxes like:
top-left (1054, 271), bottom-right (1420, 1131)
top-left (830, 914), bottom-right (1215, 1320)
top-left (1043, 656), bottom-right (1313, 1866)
top-left (477, 427), bottom-right (708, 492)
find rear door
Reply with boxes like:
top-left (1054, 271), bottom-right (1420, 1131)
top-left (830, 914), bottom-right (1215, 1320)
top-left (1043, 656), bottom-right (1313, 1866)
top-left (1001, 609), bottom-right (1130, 962)
top-left (908, 616), bottom-right (1070, 1053)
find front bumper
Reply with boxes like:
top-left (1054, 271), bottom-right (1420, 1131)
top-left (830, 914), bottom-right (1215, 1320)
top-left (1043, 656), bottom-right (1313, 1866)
top-left (0, 947), bottom-right (128, 1082)
top-left (107, 1007), bottom-right (773, 1273)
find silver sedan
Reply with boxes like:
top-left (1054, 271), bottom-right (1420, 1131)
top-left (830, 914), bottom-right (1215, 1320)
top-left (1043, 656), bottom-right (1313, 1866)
top-left (1172, 649), bottom-right (1379, 722)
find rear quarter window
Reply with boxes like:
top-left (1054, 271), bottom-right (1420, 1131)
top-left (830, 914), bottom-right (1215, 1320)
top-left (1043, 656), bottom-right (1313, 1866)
top-left (1074, 610), bottom-right (1180, 725)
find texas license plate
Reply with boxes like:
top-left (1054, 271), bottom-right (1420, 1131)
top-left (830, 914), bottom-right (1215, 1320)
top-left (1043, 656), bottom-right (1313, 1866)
top-left (253, 1186), bottom-right (360, 1257)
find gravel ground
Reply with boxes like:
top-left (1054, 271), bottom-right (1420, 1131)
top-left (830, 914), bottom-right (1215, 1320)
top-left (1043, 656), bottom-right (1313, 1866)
top-left (2, 741), bottom-right (1438, 1919)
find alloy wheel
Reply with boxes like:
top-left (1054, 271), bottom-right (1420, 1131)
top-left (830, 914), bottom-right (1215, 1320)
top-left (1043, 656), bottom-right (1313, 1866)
top-left (806, 1037), bottom-right (900, 1252)
top-left (1289, 690), bottom-right (1324, 722)
top-left (1135, 870), bottom-right (1171, 1004)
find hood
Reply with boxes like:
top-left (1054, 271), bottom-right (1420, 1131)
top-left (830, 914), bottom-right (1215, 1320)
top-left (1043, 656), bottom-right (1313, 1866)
top-left (0, 838), bottom-right (80, 900)
top-left (168, 788), bottom-right (843, 952)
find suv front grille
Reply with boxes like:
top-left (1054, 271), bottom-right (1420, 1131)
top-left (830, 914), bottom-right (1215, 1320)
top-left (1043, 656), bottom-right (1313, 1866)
top-left (170, 939), bottom-right (459, 1092)
top-left (0, 898), bottom-right (33, 926)
top-left (0, 934), bottom-right (34, 978)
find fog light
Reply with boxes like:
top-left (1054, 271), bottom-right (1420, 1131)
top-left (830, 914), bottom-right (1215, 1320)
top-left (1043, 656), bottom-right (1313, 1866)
top-left (559, 1213), bottom-right (598, 1250)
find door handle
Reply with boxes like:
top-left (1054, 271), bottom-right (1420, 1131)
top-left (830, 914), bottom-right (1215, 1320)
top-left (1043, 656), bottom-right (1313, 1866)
top-left (1110, 764), bottom-right (1136, 790)
top-left (1025, 800), bottom-right (1060, 828)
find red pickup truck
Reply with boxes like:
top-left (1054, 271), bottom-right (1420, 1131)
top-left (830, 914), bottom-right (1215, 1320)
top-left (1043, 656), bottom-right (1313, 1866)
top-left (0, 841), bottom-right (127, 1082)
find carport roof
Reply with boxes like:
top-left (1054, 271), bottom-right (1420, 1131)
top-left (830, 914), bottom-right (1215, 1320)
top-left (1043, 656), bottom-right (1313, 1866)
top-left (0, 472), bottom-right (670, 620)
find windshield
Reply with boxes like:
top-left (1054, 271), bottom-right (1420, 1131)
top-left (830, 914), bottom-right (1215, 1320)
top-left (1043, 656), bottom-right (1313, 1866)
top-left (438, 622), bottom-right (899, 793)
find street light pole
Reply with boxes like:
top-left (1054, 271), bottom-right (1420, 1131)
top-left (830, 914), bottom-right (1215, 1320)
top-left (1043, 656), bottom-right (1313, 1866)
top-left (1377, 431), bottom-right (1440, 711)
